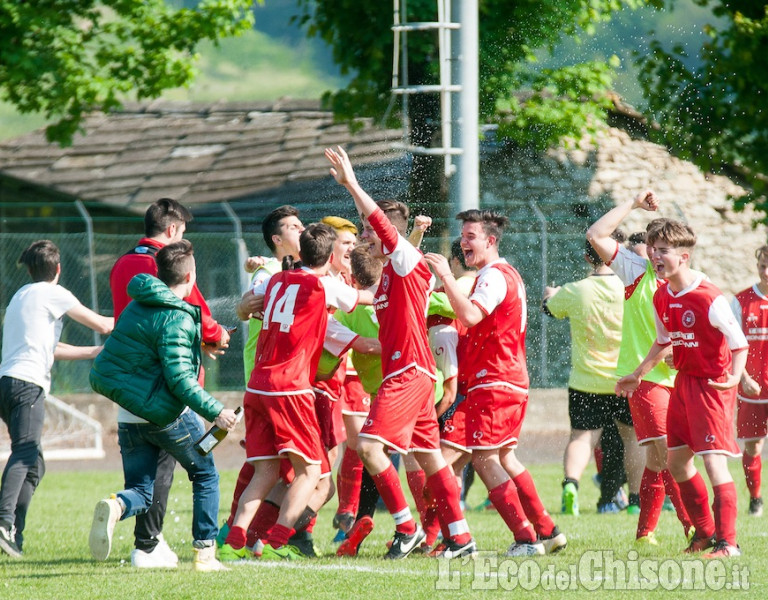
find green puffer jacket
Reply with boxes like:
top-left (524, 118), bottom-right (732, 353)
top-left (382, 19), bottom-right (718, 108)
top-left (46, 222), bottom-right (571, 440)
top-left (90, 273), bottom-right (223, 427)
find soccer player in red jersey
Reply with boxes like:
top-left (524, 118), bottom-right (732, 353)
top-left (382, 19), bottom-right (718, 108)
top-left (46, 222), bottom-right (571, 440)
top-left (326, 146), bottom-right (475, 560)
top-left (617, 220), bottom-right (748, 558)
top-left (220, 223), bottom-right (362, 560)
top-left (425, 210), bottom-right (567, 557)
top-left (731, 245), bottom-right (768, 518)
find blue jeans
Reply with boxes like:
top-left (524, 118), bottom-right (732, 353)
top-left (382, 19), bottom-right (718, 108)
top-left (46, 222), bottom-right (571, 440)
top-left (0, 376), bottom-right (46, 549)
top-left (117, 410), bottom-right (219, 542)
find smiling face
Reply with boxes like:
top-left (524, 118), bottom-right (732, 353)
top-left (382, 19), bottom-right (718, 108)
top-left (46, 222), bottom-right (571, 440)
top-left (360, 217), bottom-right (384, 260)
top-left (330, 230), bottom-right (357, 274)
top-left (460, 221), bottom-right (497, 269)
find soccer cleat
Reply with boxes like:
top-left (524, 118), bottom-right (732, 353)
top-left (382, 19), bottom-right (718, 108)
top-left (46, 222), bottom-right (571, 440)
top-left (0, 523), bottom-right (22, 558)
top-left (218, 543), bottom-right (250, 562)
top-left (337, 515), bottom-right (374, 557)
top-left (613, 487), bottom-right (629, 510)
top-left (749, 496), bottom-right (763, 517)
top-left (333, 512), bottom-right (355, 533)
top-left (703, 540), bottom-right (741, 559)
top-left (89, 495), bottom-right (122, 561)
top-left (427, 542), bottom-right (447, 557)
top-left (289, 530), bottom-right (320, 558)
top-left (432, 538), bottom-right (477, 559)
top-left (538, 527), bottom-right (567, 554)
top-left (506, 541), bottom-right (545, 557)
top-left (249, 539), bottom-right (264, 558)
top-left (684, 533), bottom-right (717, 554)
top-left (332, 529), bottom-right (347, 544)
top-left (626, 504), bottom-right (641, 516)
top-left (215, 521), bottom-right (230, 548)
top-left (562, 482), bottom-right (579, 516)
top-left (384, 527), bottom-right (426, 560)
top-left (261, 543), bottom-right (306, 560)
top-left (597, 501), bottom-right (621, 514)
top-left (194, 543), bottom-right (230, 572)
top-left (635, 531), bottom-right (659, 546)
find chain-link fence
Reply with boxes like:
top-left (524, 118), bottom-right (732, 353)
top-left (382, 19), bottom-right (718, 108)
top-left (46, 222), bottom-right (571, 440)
top-left (0, 201), bottom-right (596, 394)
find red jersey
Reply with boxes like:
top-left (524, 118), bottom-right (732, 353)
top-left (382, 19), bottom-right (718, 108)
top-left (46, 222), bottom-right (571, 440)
top-left (369, 208), bottom-right (436, 381)
top-left (733, 285), bottom-right (768, 400)
top-left (247, 268), bottom-right (358, 395)
top-left (653, 275), bottom-right (747, 379)
top-left (461, 260), bottom-right (529, 393)
top-left (109, 237), bottom-right (221, 343)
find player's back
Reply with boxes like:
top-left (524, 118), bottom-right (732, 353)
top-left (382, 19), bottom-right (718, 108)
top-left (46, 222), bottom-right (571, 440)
top-left (248, 268), bottom-right (329, 394)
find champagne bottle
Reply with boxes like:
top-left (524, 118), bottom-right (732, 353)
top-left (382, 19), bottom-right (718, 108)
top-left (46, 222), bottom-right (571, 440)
top-left (194, 407), bottom-right (242, 456)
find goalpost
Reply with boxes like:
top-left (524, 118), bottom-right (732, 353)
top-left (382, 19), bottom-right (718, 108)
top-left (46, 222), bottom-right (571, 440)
top-left (0, 395), bottom-right (105, 461)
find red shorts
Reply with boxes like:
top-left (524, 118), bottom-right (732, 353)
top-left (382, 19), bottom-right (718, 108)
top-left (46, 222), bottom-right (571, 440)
top-left (314, 388), bottom-right (345, 450)
top-left (359, 368), bottom-right (439, 454)
top-left (628, 380), bottom-right (672, 444)
top-left (465, 386), bottom-right (527, 450)
top-left (737, 398), bottom-right (768, 441)
top-left (440, 400), bottom-right (470, 453)
top-left (341, 374), bottom-right (371, 415)
top-left (244, 391), bottom-right (325, 465)
top-left (666, 373), bottom-right (740, 456)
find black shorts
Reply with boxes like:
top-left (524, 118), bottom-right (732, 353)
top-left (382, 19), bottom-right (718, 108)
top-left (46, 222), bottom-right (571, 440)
top-left (568, 387), bottom-right (633, 431)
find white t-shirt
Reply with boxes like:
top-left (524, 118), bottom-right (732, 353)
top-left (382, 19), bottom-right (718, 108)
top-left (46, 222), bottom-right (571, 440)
top-left (0, 282), bottom-right (79, 393)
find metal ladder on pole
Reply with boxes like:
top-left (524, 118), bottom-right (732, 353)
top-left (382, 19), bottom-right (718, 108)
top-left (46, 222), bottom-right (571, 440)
top-left (391, 0), bottom-right (462, 177)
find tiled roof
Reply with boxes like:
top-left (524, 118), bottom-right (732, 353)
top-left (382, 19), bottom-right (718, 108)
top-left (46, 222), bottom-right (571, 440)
top-left (0, 99), bottom-right (404, 213)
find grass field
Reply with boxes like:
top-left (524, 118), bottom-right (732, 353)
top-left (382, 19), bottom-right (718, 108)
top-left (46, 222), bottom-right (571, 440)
top-left (1, 462), bottom-right (764, 599)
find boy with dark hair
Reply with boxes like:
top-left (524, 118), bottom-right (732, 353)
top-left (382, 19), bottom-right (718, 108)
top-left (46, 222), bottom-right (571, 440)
top-left (221, 224), bottom-right (363, 560)
top-left (90, 240), bottom-right (238, 572)
top-left (326, 146), bottom-right (474, 560)
top-left (731, 245), bottom-right (768, 517)
top-left (426, 209), bottom-right (566, 557)
top-left (0, 240), bottom-right (113, 558)
top-left (109, 197), bottom-right (229, 569)
top-left (617, 220), bottom-right (748, 558)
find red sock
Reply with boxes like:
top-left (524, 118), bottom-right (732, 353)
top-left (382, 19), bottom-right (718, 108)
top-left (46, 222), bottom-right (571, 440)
top-left (423, 482), bottom-right (450, 541)
top-left (266, 523), bottom-right (294, 549)
top-left (743, 453), bottom-right (762, 499)
top-left (426, 466), bottom-right (471, 545)
top-left (303, 515), bottom-right (317, 534)
top-left (661, 469), bottom-right (692, 533)
top-left (636, 468), bottom-right (664, 538)
top-left (337, 446), bottom-right (364, 515)
top-left (512, 470), bottom-right (555, 538)
top-left (594, 446), bottom-right (604, 474)
top-left (227, 461), bottom-right (255, 527)
top-left (677, 473), bottom-right (715, 539)
top-left (406, 470), bottom-right (428, 525)
top-left (224, 525), bottom-right (247, 549)
top-left (712, 482), bottom-right (738, 546)
top-left (488, 479), bottom-right (536, 543)
top-left (372, 464), bottom-right (416, 534)
top-left (246, 500), bottom-right (280, 547)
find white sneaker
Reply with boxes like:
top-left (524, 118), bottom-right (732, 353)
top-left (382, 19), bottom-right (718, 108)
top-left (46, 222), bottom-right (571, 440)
top-left (89, 495), bottom-right (122, 561)
top-left (155, 534), bottom-right (179, 566)
top-left (194, 543), bottom-right (230, 572)
top-left (131, 538), bottom-right (178, 569)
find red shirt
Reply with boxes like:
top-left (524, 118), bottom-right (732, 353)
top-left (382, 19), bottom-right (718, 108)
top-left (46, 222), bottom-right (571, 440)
top-left (653, 276), bottom-right (747, 379)
top-left (461, 260), bottom-right (529, 393)
top-left (369, 209), bottom-right (436, 381)
top-left (734, 285), bottom-right (768, 399)
top-left (109, 237), bottom-right (221, 343)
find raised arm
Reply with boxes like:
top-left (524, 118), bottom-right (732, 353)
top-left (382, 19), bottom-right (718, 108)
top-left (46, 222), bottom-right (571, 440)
top-left (325, 146), bottom-right (378, 219)
top-left (408, 215), bottom-right (432, 249)
top-left (586, 189), bottom-right (658, 263)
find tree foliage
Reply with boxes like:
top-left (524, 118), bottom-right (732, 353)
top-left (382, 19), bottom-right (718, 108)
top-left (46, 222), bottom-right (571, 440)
top-left (294, 0), bottom-right (658, 153)
top-left (0, 0), bottom-right (254, 144)
top-left (637, 1), bottom-right (768, 218)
